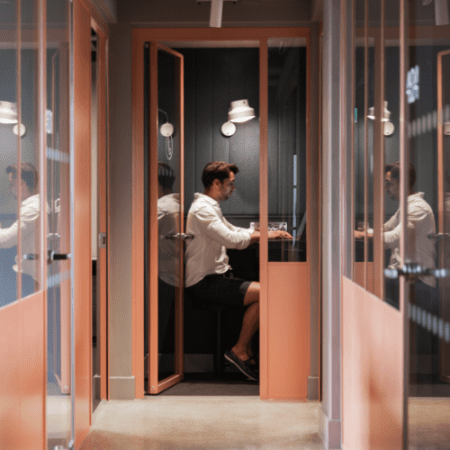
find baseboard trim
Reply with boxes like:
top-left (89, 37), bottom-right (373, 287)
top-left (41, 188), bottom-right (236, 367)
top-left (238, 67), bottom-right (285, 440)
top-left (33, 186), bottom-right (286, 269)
top-left (307, 376), bottom-right (319, 400)
top-left (319, 405), bottom-right (341, 450)
top-left (109, 376), bottom-right (136, 400)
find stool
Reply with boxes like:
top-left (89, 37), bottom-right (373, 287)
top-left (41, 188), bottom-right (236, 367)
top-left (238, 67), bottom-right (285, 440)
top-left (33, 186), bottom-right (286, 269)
top-left (190, 299), bottom-right (228, 374)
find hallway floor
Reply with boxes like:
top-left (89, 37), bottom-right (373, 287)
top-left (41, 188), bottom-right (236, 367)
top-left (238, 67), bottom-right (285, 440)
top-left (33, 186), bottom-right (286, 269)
top-left (80, 383), bottom-right (324, 450)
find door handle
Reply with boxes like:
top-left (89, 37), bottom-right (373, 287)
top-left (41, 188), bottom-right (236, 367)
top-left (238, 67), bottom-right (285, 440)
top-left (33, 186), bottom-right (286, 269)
top-left (384, 262), bottom-right (449, 282)
top-left (48, 250), bottom-right (72, 264)
top-left (427, 232), bottom-right (450, 241)
top-left (161, 233), bottom-right (195, 241)
top-left (23, 251), bottom-right (72, 265)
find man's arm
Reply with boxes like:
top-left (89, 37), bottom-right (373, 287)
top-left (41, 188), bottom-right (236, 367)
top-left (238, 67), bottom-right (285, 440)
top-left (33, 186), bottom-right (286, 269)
top-left (0, 220), bottom-right (19, 249)
top-left (249, 230), bottom-right (293, 245)
top-left (195, 208), bottom-right (252, 249)
top-left (0, 205), bottom-right (39, 249)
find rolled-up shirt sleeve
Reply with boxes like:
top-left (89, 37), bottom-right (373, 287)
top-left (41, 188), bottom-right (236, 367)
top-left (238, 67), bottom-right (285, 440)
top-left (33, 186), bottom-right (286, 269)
top-left (195, 208), bottom-right (251, 249)
top-left (0, 204), bottom-right (39, 249)
top-left (0, 220), bottom-right (19, 248)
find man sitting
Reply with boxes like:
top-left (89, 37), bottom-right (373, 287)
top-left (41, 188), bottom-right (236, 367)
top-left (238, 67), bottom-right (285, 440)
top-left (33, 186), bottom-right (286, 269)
top-left (185, 161), bottom-right (291, 380)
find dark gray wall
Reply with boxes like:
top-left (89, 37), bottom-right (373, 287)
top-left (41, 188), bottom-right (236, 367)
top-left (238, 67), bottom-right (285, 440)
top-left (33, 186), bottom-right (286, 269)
top-left (180, 47), bottom-right (260, 217)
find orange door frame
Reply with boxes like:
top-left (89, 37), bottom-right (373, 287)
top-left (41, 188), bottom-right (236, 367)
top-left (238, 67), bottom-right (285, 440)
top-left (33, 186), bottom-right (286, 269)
top-left (131, 27), bottom-right (314, 400)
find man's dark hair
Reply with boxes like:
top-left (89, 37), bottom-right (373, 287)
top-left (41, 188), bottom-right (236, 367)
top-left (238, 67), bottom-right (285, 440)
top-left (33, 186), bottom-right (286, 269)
top-left (201, 161), bottom-right (239, 189)
top-left (385, 161), bottom-right (416, 191)
top-left (6, 162), bottom-right (38, 192)
top-left (158, 162), bottom-right (175, 190)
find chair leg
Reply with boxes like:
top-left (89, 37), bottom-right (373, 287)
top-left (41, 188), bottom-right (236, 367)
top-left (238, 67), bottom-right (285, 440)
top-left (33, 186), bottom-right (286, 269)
top-left (215, 310), bottom-right (224, 374)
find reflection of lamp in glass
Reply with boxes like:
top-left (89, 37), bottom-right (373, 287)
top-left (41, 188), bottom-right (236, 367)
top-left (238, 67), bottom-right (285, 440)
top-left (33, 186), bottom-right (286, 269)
top-left (158, 108), bottom-right (174, 160)
top-left (367, 101), bottom-right (394, 136)
top-left (228, 99), bottom-right (256, 123)
top-left (0, 101), bottom-right (18, 124)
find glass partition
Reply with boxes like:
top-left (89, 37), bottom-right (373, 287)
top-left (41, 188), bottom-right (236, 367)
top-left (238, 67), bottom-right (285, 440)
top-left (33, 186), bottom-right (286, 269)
top-left (0, 1), bottom-right (19, 307)
top-left (353, 0), bottom-right (367, 287)
top-left (382, 0), bottom-right (401, 310)
top-left (267, 38), bottom-right (307, 262)
top-left (156, 46), bottom-right (182, 382)
top-left (353, 0), bottom-right (377, 293)
top-left (46, 0), bottom-right (72, 447)
top-left (406, 3), bottom-right (450, 447)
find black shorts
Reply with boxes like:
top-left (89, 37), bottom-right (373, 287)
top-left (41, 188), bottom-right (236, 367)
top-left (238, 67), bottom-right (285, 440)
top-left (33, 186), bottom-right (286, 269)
top-left (186, 270), bottom-right (251, 308)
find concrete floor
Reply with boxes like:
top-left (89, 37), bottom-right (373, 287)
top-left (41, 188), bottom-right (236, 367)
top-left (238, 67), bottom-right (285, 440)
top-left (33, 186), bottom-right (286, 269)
top-left (80, 393), bottom-right (324, 450)
top-left (78, 384), bottom-right (450, 450)
top-left (409, 397), bottom-right (450, 450)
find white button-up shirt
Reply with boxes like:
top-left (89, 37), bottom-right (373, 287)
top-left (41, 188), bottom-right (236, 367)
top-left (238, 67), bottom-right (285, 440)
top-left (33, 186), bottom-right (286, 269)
top-left (185, 193), bottom-right (252, 287)
top-left (158, 193), bottom-right (181, 286)
top-left (384, 192), bottom-right (436, 287)
top-left (0, 194), bottom-right (40, 280)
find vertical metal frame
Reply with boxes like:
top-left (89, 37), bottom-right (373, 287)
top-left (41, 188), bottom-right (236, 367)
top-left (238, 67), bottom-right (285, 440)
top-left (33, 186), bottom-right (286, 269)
top-left (363, 0), bottom-right (370, 289)
top-left (372, 2), bottom-right (386, 299)
top-left (91, 16), bottom-right (110, 402)
top-left (16, 0), bottom-right (22, 300)
top-left (258, 37), bottom-right (269, 397)
top-left (399, 0), bottom-right (410, 446)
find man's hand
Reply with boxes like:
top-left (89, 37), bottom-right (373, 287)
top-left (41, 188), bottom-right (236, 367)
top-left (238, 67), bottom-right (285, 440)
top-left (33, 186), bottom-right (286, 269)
top-left (354, 230), bottom-right (373, 239)
top-left (249, 229), bottom-right (293, 245)
top-left (268, 230), bottom-right (293, 240)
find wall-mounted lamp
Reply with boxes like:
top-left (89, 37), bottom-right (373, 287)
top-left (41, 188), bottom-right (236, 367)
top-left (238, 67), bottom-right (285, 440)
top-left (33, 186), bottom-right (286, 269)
top-left (0, 101), bottom-right (18, 124)
top-left (367, 101), bottom-right (394, 136)
top-left (228, 99), bottom-right (255, 123)
top-left (221, 99), bottom-right (255, 137)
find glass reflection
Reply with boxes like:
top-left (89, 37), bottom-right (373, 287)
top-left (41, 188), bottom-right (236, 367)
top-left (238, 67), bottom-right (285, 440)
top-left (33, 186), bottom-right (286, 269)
top-left (157, 48), bottom-right (181, 382)
top-left (268, 41), bottom-right (307, 262)
top-left (407, 4), bottom-right (450, 446)
top-left (157, 162), bottom-right (180, 379)
top-left (0, 163), bottom-right (39, 304)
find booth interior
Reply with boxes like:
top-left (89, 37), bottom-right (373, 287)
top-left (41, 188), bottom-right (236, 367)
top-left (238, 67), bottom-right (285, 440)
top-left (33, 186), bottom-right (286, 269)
top-left (143, 41), bottom-right (307, 389)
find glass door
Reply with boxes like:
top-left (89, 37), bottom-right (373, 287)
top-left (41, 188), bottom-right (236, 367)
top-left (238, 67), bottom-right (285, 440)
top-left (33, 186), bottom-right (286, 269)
top-left (404, 6), bottom-right (450, 445)
top-left (146, 43), bottom-right (185, 394)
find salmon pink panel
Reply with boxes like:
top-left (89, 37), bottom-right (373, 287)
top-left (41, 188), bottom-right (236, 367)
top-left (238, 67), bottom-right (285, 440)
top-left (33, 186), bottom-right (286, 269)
top-left (265, 262), bottom-right (310, 399)
top-left (342, 276), bottom-right (403, 450)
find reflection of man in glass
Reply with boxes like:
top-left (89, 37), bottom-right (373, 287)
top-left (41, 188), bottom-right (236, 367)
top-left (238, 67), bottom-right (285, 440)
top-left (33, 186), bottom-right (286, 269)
top-left (157, 162), bottom-right (180, 358)
top-left (355, 162), bottom-right (437, 306)
top-left (0, 162), bottom-right (39, 303)
top-left (185, 161), bottom-right (291, 381)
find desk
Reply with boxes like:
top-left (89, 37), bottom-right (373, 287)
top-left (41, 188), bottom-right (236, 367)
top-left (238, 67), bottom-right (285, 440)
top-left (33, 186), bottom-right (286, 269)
top-left (228, 239), bottom-right (307, 281)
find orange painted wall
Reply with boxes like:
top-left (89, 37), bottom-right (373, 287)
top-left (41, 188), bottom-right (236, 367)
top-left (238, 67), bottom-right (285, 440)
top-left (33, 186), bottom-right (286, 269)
top-left (0, 294), bottom-right (46, 450)
top-left (342, 276), bottom-right (403, 450)
top-left (263, 263), bottom-right (310, 399)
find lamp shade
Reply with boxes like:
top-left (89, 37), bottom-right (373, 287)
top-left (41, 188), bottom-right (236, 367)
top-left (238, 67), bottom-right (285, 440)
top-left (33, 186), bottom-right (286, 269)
top-left (228, 99), bottom-right (255, 123)
top-left (0, 101), bottom-right (18, 124)
top-left (367, 101), bottom-right (391, 122)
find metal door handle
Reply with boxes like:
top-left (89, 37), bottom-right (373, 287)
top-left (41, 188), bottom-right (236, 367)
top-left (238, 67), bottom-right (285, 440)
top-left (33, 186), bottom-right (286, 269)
top-left (427, 232), bottom-right (450, 241)
top-left (48, 250), bottom-right (72, 263)
top-left (23, 254), bottom-right (38, 260)
top-left (384, 262), bottom-right (449, 281)
top-left (161, 233), bottom-right (195, 241)
top-left (23, 251), bottom-right (72, 264)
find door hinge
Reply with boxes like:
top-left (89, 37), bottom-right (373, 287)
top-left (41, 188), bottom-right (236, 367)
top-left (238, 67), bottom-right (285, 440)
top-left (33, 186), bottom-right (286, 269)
top-left (99, 232), bottom-right (107, 249)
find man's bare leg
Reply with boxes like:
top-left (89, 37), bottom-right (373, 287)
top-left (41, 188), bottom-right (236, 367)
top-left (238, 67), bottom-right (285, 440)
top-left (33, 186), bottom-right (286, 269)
top-left (231, 282), bottom-right (259, 361)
